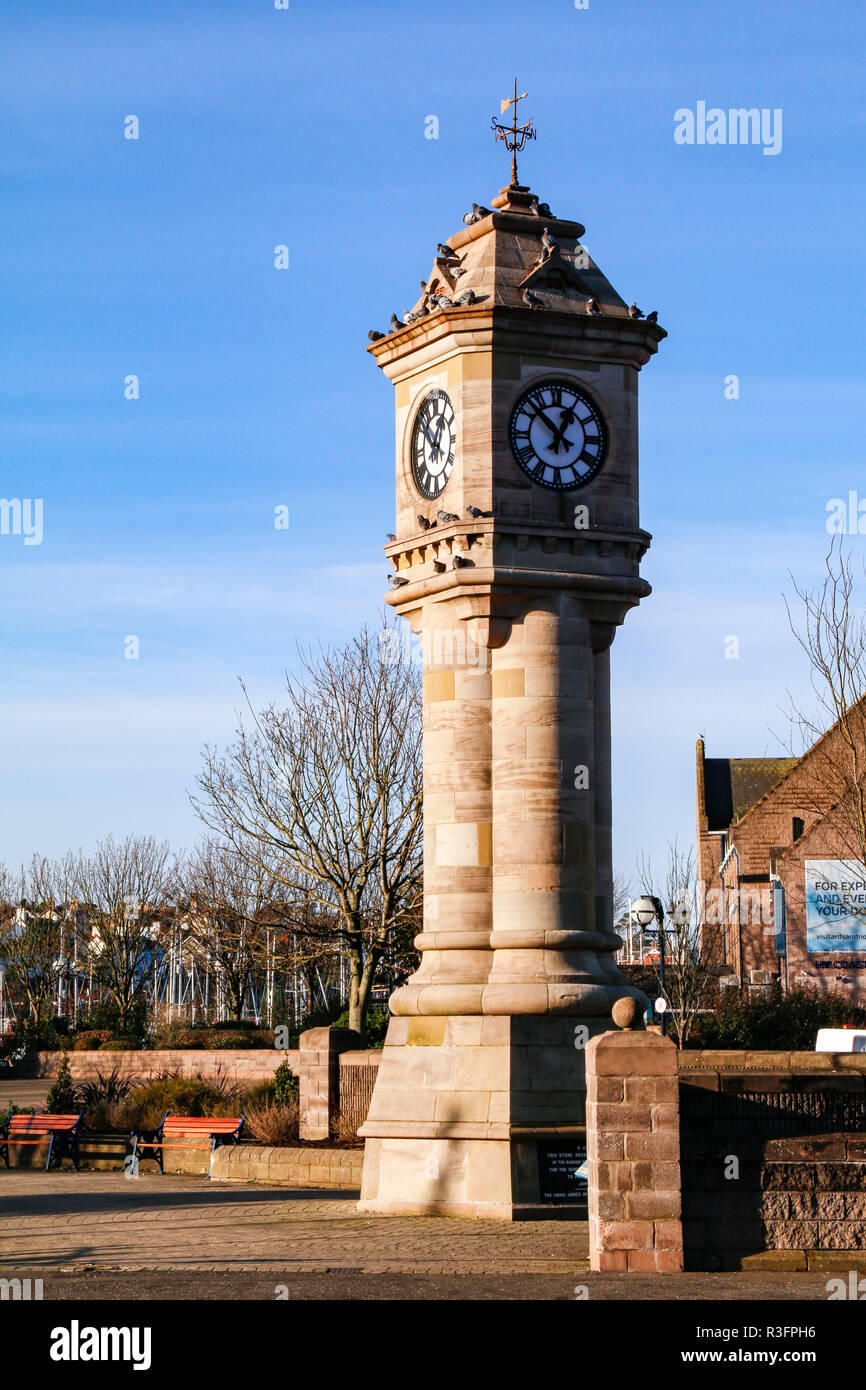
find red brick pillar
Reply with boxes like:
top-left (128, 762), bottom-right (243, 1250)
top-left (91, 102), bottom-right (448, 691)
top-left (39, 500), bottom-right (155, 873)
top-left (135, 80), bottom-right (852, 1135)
top-left (299, 1027), bottom-right (361, 1142)
top-left (586, 998), bottom-right (683, 1272)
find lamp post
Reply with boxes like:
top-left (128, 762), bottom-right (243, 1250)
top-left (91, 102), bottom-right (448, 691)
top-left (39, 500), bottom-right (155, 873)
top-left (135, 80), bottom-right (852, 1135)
top-left (633, 894), bottom-right (667, 1036)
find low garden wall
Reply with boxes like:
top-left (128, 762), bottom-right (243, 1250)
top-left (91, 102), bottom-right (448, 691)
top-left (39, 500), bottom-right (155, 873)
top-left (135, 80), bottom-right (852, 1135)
top-left (18, 1048), bottom-right (300, 1085)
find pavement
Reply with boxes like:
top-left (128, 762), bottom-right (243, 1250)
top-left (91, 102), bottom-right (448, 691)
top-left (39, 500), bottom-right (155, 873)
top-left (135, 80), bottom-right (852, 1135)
top-left (0, 1078), bottom-right (50, 1109)
top-left (0, 1170), bottom-right (855, 1300)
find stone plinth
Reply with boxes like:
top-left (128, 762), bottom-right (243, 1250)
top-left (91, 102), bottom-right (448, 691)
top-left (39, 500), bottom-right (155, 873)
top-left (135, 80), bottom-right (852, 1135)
top-left (586, 1023), bottom-right (683, 1272)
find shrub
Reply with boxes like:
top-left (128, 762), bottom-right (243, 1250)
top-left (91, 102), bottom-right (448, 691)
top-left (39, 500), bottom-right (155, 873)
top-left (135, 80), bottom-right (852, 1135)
top-left (693, 984), bottom-right (866, 1051)
top-left (76, 1068), bottom-right (134, 1130)
top-left (274, 1058), bottom-right (298, 1103)
top-left (45, 1054), bottom-right (78, 1113)
top-left (211, 1031), bottom-right (257, 1050)
top-left (73, 1030), bottom-right (114, 1052)
top-left (243, 1099), bottom-right (299, 1146)
top-left (117, 1074), bottom-right (244, 1131)
top-left (333, 1005), bottom-right (390, 1047)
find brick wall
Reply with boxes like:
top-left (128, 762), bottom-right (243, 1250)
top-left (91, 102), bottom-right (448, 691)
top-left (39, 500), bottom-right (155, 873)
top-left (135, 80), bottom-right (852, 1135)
top-left (23, 1048), bottom-right (298, 1084)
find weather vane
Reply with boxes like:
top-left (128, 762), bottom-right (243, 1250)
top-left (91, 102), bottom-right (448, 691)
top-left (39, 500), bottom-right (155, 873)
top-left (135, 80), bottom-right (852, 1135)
top-left (491, 78), bottom-right (536, 187)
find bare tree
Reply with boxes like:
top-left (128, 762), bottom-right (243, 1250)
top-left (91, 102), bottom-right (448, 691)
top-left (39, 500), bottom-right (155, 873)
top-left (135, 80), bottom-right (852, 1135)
top-left (638, 840), bottom-right (723, 1043)
top-left (192, 626), bottom-right (423, 1040)
top-left (175, 840), bottom-right (306, 1024)
top-left (783, 541), bottom-right (866, 871)
top-left (0, 856), bottom-right (72, 1027)
top-left (73, 834), bottom-right (172, 1033)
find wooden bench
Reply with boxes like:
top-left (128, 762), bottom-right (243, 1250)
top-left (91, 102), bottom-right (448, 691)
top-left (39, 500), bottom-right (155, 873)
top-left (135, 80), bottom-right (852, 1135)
top-left (0, 1112), bottom-right (84, 1171)
top-left (128, 1114), bottom-right (246, 1178)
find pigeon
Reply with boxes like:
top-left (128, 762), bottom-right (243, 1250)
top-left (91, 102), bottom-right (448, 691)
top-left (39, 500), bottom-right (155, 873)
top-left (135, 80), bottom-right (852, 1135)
top-left (522, 287), bottom-right (544, 309)
top-left (646, 310), bottom-right (659, 323)
top-left (389, 574), bottom-right (410, 587)
top-left (453, 554), bottom-right (472, 568)
top-left (438, 509), bottom-right (459, 523)
top-left (420, 279), bottom-right (428, 295)
top-left (462, 203), bottom-right (491, 225)
top-left (456, 288), bottom-right (477, 305)
top-left (450, 266), bottom-right (467, 279)
top-left (466, 505), bottom-right (494, 519)
top-left (628, 302), bottom-right (644, 320)
top-left (385, 532), bottom-right (396, 542)
top-left (432, 560), bottom-right (446, 574)
top-left (389, 313), bottom-right (403, 333)
top-left (436, 242), bottom-right (459, 261)
top-left (368, 330), bottom-right (386, 341)
top-left (430, 293), bottom-right (455, 309)
top-left (541, 227), bottom-right (557, 258)
top-left (530, 197), bottom-right (553, 218)
top-left (586, 297), bottom-right (603, 316)
top-left (417, 514), bottom-right (433, 530)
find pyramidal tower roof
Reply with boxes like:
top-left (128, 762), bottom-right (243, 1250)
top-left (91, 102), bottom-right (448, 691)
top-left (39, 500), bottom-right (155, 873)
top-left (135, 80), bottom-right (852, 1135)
top-left (369, 181), bottom-right (665, 356)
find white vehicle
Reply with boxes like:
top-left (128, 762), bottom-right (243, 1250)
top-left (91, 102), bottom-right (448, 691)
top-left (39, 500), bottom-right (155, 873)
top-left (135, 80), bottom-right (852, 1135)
top-left (815, 1028), bottom-right (866, 1053)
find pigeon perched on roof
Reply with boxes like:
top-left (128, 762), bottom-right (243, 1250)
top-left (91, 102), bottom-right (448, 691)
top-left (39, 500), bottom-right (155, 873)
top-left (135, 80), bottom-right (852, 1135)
top-left (462, 203), bottom-right (491, 225)
top-left (389, 313), bottom-right (403, 333)
top-left (430, 292), bottom-right (455, 309)
top-left (522, 288), bottom-right (544, 309)
top-left (389, 574), bottom-right (410, 587)
top-left (466, 506), bottom-right (494, 519)
top-left (541, 227), bottom-right (557, 258)
top-left (530, 197), bottom-right (553, 218)
top-left (456, 288), bottom-right (477, 305)
top-left (628, 302), bottom-right (644, 320)
top-left (453, 554), bottom-right (472, 568)
top-left (586, 297), bottom-right (603, 316)
top-left (417, 514), bottom-right (433, 531)
top-left (436, 242), bottom-right (459, 260)
top-left (646, 310), bottom-right (659, 323)
top-left (368, 330), bottom-right (386, 341)
top-left (438, 510), bottom-right (459, 523)
top-left (385, 532), bottom-right (396, 542)
top-left (432, 560), bottom-right (446, 574)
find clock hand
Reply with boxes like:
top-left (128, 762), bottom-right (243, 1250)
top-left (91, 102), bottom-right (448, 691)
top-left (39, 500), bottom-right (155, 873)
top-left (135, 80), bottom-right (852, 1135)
top-left (533, 407), bottom-right (573, 453)
top-left (419, 417), bottom-right (441, 459)
top-left (548, 410), bottom-right (576, 455)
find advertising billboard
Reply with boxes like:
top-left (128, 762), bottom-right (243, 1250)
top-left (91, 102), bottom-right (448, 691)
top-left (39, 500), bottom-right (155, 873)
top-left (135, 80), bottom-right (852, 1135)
top-left (805, 861), bottom-right (866, 953)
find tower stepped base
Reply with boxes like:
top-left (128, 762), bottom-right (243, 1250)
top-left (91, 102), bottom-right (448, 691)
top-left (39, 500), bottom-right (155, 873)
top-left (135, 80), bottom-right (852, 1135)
top-left (358, 1012), bottom-right (609, 1220)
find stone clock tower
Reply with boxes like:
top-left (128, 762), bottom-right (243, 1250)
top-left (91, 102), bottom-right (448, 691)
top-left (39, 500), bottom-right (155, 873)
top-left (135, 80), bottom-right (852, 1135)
top-left (358, 127), bottom-right (665, 1218)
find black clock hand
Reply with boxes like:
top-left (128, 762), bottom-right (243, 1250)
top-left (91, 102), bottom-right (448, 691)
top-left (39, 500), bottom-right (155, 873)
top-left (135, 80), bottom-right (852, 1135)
top-left (419, 417), bottom-right (441, 459)
top-left (548, 409), bottom-right (576, 455)
top-left (533, 407), bottom-right (573, 455)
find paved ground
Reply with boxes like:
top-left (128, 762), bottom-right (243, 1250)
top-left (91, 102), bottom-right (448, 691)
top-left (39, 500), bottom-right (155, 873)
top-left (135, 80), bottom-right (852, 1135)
top-left (0, 1078), bottom-right (50, 1109)
top-left (0, 1171), bottom-right (856, 1300)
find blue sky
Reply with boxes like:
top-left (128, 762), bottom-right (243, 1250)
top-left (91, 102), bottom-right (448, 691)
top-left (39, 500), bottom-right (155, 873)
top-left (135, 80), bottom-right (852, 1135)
top-left (1, 0), bottom-right (864, 888)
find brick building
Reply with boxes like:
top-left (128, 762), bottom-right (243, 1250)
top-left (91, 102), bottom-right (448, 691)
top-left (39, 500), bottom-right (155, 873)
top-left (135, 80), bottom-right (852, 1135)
top-left (696, 724), bottom-right (866, 1005)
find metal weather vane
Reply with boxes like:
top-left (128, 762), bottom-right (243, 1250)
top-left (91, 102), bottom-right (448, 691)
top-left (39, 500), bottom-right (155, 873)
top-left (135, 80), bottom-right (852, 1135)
top-left (491, 78), bottom-right (536, 187)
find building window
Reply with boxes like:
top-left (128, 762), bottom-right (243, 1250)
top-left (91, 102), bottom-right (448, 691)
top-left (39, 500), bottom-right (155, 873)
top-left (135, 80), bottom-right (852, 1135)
top-left (792, 817), bottom-right (804, 842)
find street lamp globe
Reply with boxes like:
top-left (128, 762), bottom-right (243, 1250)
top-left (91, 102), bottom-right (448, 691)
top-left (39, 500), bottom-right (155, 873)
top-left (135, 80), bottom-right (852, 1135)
top-left (633, 895), bottom-right (660, 927)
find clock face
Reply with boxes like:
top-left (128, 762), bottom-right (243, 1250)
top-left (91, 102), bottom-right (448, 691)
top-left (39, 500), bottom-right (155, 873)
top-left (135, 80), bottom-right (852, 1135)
top-left (509, 380), bottom-right (607, 490)
top-left (411, 389), bottom-right (455, 499)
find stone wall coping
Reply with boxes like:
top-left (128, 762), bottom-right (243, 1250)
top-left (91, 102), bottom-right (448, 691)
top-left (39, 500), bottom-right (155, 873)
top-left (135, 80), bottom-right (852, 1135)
top-left (679, 1050), bottom-right (866, 1072)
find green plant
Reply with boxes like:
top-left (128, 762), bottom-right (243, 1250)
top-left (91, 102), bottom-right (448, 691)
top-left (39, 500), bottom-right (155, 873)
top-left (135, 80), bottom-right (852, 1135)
top-left (693, 985), bottom-right (866, 1051)
top-left (333, 1004), bottom-right (390, 1047)
top-left (274, 1058), bottom-right (298, 1103)
top-left (75, 1067), bottom-right (135, 1130)
top-left (117, 1072), bottom-right (244, 1130)
top-left (45, 1053), bottom-right (78, 1113)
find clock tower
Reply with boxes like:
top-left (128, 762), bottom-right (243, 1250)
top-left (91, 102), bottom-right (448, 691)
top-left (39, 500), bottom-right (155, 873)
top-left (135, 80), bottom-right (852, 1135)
top-left (359, 109), bottom-right (666, 1218)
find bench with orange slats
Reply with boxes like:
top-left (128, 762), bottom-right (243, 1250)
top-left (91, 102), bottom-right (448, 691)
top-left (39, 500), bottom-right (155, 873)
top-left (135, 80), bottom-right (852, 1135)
top-left (128, 1113), bottom-right (246, 1177)
top-left (0, 1112), bottom-right (84, 1171)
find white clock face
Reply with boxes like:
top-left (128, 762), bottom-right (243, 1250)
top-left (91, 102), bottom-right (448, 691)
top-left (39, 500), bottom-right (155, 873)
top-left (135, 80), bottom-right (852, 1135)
top-left (411, 389), bottom-right (455, 500)
top-left (509, 380), bottom-right (607, 490)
